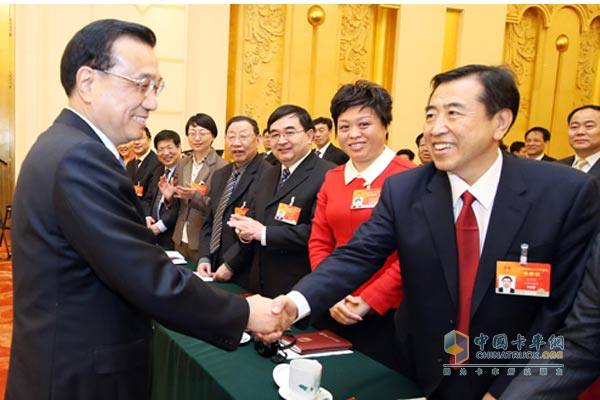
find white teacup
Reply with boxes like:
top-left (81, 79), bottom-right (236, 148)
top-left (288, 359), bottom-right (322, 400)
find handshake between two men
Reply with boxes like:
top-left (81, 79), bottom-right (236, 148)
top-left (245, 295), bottom-right (299, 343)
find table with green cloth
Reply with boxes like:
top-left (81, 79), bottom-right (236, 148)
top-left (151, 274), bottom-right (422, 399)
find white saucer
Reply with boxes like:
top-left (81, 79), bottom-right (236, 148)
top-left (278, 385), bottom-right (333, 400)
top-left (240, 332), bottom-right (251, 345)
top-left (273, 364), bottom-right (333, 400)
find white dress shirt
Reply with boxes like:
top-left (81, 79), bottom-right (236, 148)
top-left (572, 151), bottom-right (600, 173)
top-left (289, 149), bottom-right (504, 321)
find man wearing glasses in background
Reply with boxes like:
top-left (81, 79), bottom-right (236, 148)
top-left (228, 105), bottom-right (335, 297)
top-left (7, 19), bottom-right (294, 400)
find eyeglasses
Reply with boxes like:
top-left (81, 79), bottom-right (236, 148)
top-left (97, 69), bottom-right (165, 97)
top-left (188, 130), bottom-right (213, 140)
top-left (226, 132), bottom-right (254, 142)
top-left (269, 129), bottom-right (305, 142)
top-left (253, 333), bottom-right (296, 364)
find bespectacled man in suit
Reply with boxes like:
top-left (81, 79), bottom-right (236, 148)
top-left (7, 18), bottom-right (293, 400)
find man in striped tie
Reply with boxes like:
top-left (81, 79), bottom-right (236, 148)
top-left (196, 116), bottom-right (270, 289)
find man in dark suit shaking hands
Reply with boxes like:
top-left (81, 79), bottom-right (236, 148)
top-left (264, 65), bottom-right (599, 399)
top-left (7, 19), bottom-right (293, 400)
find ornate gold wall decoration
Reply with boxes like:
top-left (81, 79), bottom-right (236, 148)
top-left (339, 5), bottom-right (372, 78)
top-left (575, 17), bottom-right (600, 105)
top-left (504, 8), bottom-right (541, 127)
top-left (242, 5), bottom-right (285, 85)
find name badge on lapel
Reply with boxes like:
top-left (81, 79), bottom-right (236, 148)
top-left (190, 181), bottom-right (208, 196)
top-left (351, 187), bottom-right (381, 209)
top-left (235, 201), bottom-right (249, 216)
top-left (274, 196), bottom-right (301, 225)
top-left (495, 243), bottom-right (551, 297)
top-left (134, 182), bottom-right (144, 197)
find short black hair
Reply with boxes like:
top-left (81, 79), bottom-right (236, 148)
top-left (225, 115), bottom-right (259, 135)
top-left (60, 19), bottom-right (156, 96)
top-left (396, 149), bottom-right (415, 161)
top-left (430, 64), bottom-right (520, 130)
top-left (502, 276), bottom-right (513, 282)
top-left (143, 127), bottom-right (151, 139)
top-left (415, 133), bottom-right (425, 147)
top-left (567, 105), bottom-right (600, 124)
top-left (185, 113), bottom-right (218, 138)
top-left (267, 104), bottom-right (314, 132)
top-left (313, 117), bottom-right (333, 130)
top-left (154, 129), bottom-right (181, 149)
top-left (509, 141), bottom-right (525, 153)
top-left (525, 126), bottom-right (551, 142)
top-left (330, 80), bottom-right (392, 130)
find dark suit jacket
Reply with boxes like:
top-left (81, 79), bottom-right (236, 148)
top-left (559, 155), bottom-right (600, 177)
top-left (262, 151), bottom-right (279, 166)
top-left (294, 153), bottom-right (599, 399)
top-left (501, 233), bottom-right (600, 400)
top-left (7, 109), bottom-right (249, 400)
top-left (198, 154), bottom-right (271, 289)
top-left (247, 151), bottom-right (335, 297)
top-left (542, 154), bottom-right (556, 162)
top-left (143, 166), bottom-right (180, 249)
top-left (320, 143), bottom-right (349, 166)
top-left (172, 149), bottom-right (227, 252)
top-left (125, 150), bottom-right (161, 198)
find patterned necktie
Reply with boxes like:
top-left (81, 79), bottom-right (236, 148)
top-left (209, 169), bottom-right (241, 254)
top-left (279, 168), bottom-right (291, 188)
top-left (455, 191), bottom-right (479, 337)
top-left (315, 150), bottom-right (321, 158)
top-left (155, 168), bottom-right (174, 219)
top-left (573, 158), bottom-right (589, 171)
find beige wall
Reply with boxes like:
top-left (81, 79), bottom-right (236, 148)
top-left (14, 4), bottom-right (230, 178)
top-left (389, 4), bottom-right (507, 153)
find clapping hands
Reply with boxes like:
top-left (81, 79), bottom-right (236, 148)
top-left (246, 295), bottom-right (298, 343)
top-left (227, 214), bottom-right (264, 243)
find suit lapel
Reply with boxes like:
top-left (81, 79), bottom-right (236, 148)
top-left (589, 159), bottom-right (600, 178)
top-left (229, 155), bottom-right (260, 207)
top-left (267, 152), bottom-right (316, 208)
top-left (422, 170), bottom-right (459, 307)
top-left (471, 154), bottom-right (530, 316)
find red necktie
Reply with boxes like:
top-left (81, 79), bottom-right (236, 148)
top-left (455, 191), bottom-right (480, 337)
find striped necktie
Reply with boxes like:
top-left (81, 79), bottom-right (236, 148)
top-left (279, 168), bottom-right (291, 188)
top-left (209, 169), bottom-right (241, 254)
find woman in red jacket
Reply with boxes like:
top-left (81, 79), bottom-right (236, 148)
top-left (309, 80), bottom-right (414, 369)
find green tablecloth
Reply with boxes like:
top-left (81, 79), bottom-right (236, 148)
top-left (151, 276), bottom-right (423, 399)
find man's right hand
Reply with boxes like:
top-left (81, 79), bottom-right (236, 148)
top-left (196, 262), bottom-right (212, 277)
top-left (246, 295), bottom-right (297, 343)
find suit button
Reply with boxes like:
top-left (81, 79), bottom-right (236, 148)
top-left (449, 319), bottom-right (454, 325)
top-left (437, 358), bottom-right (442, 363)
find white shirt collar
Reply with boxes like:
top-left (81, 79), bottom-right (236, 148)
top-left (344, 147), bottom-right (396, 186)
top-left (448, 148), bottom-right (503, 212)
top-left (532, 153), bottom-right (544, 161)
top-left (66, 107), bottom-right (120, 162)
top-left (316, 142), bottom-right (331, 155)
top-left (575, 150), bottom-right (600, 172)
top-left (281, 149), bottom-right (313, 175)
top-left (138, 147), bottom-right (152, 162)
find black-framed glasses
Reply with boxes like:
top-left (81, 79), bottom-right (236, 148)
top-left (97, 69), bottom-right (165, 97)
top-left (269, 129), bottom-right (305, 142)
top-left (253, 333), bottom-right (296, 364)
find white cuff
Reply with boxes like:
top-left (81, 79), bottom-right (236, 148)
top-left (287, 290), bottom-right (311, 323)
top-left (156, 220), bottom-right (167, 233)
top-left (260, 226), bottom-right (267, 246)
